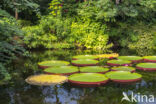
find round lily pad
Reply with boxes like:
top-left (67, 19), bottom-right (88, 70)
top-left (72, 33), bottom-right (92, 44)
top-left (38, 60), bottom-right (70, 69)
top-left (44, 66), bottom-right (79, 75)
top-left (118, 56), bottom-right (143, 63)
top-left (80, 66), bottom-right (109, 73)
top-left (72, 55), bottom-right (98, 60)
top-left (105, 71), bottom-right (142, 83)
top-left (25, 74), bottom-right (68, 86)
top-left (68, 73), bottom-right (109, 87)
top-left (107, 60), bottom-right (131, 66)
top-left (111, 66), bottom-right (135, 72)
top-left (72, 59), bottom-right (99, 67)
top-left (143, 56), bottom-right (156, 63)
top-left (97, 53), bottom-right (119, 59)
top-left (136, 63), bottom-right (156, 71)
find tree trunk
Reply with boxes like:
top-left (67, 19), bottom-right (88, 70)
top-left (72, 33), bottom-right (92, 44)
top-left (15, 8), bottom-right (18, 20)
top-left (116, 0), bottom-right (120, 4)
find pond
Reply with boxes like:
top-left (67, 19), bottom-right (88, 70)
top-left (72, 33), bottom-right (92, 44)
top-left (1, 49), bottom-right (156, 104)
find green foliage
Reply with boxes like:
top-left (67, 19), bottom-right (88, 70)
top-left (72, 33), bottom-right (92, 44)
top-left (1, 0), bottom-right (39, 14)
top-left (128, 32), bottom-right (156, 49)
top-left (17, 19), bottom-right (32, 27)
top-left (23, 15), bottom-right (72, 48)
top-left (0, 9), bottom-right (26, 83)
top-left (69, 20), bottom-right (113, 50)
top-left (49, 0), bottom-right (62, 16)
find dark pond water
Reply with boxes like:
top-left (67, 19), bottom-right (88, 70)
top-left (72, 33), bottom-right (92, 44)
top-left (1, 49), bottom-right (156, 104)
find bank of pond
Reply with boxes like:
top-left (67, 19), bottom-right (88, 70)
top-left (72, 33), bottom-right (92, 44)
top-left (25, 54), bottom-right (156, 87)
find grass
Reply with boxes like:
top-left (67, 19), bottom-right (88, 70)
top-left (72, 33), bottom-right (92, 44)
top-left (38, 60), bottom-right (70, 67)
top-left (69, 73), bottom-right (108, 82)
top-left (118, 56), bottom-right (142, 61)
top-left (44, 66), bottom-right (79, 74)
top-left (143, 56), bottom-right (156, 60)
top-left (72, 59), bottom-right (98, 64)
top-left (107, 60), bottom-right (131, 64)
top-left (80, 66), bottom-right (109, 73)
top-left (106, 71), bottom-right (142, 80)
top-left (72, 55), bottom-right (98, 60)
top-left (111, 66), bottom-right (135, 71)
top-left (136, 63), bottom-right (156, 68)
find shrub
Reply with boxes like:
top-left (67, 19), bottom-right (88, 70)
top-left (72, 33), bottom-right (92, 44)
top-left (68, 20), bottom-right (113, 51)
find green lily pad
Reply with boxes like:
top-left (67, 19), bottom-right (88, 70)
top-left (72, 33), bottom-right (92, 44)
top-left (80, 66), bottom-right (109, 73)
top-left (106, 71), bottom-right (142, 80)
top-left (44, 66), bottom-right (79, 74)
top-left (143, 56), bottom-right (156, 60)
top-left (72, 55), bottom-right (98, 60)
top-left (111, 66), bottom-right (135, 72)
top-left (136, 63), bottom-right (156, 68)
top-left (118, 56), bottom-right (142, 61)
top-left (38, 60), bottom-right (70, 67)
top-left (69, 73), bottom-right (108, 82)
top-left (107, 60), bottom-right (131, 65)
top-left (72, 59), bottom-right (98, 65)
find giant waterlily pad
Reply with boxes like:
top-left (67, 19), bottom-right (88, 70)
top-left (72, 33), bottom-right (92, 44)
top-left (107, 60), bottom-right (131, 66)
top-left (68, 73), bottom-right (109, 87)
top-left (72, 59), bottom-right (99, 67)
top-left (97, 53), bottom-right (119, 59)
top-left (38, 60), bottom-right (70, 69)
top-left (44, 66), bottom-right (79, 75)
top-left (118, 56), bottom-right (143, 63)
top-left (106, 71), bottom-right (142, 83)
top-left (143, 56), bottom-right (156, 63)
top-left (136, 63), bottom-right (156, 71)
top-left (72, 55), bottom-right (98, 60)
top-left (80, 66), bottom-right (109, 73)
top-left (111, 66), bottom-right (135, 72)
top-left (25, 74), bottom-right (68, 86)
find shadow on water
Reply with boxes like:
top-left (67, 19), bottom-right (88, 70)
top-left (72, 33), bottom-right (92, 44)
top-left (1, 49), bottom-right (156, 104)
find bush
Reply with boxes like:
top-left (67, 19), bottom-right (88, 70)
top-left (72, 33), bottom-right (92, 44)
top-left (0, 9), bottom-right (26, 83)
top-left (68, 20), bottom-right (113, 51)
top-left (23, 15), bottom-right (72, 48)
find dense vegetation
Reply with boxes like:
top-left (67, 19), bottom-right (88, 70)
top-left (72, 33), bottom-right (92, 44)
top-left (0, 0), bottom-right (156, 83)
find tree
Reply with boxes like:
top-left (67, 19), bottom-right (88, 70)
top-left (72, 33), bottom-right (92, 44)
top-left (0, 0), bottom-right (39, 19)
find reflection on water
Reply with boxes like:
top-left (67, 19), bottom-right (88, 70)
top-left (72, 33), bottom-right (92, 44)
top-left (1, 49), bottom-right (156, 104)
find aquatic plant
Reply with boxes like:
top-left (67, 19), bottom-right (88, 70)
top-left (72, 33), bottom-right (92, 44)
top-left (68, 73), bottom-right (109, 87)
top-left (97, 53), bottom-right (119, 59)
top-left (118, 56), bottom-right (143, 63)
top-left (143, 56), bottom-right (156, 63)
top-left (105, 71), bottom-right (142, 83)
top-left (111, 66), bottom-right (135, 72)
top-left (38, 60), bottom-right (70, 69)
top-left (72, 55), bottom-right (98, 60)
top-left (25, 74), bottom-right (68, 86)
top-left (136, 63), bottom-right (156, 71)
top-left (107, 60), bottom-right (131, 66)
top-left (44, 66), bottom-right (79, 75)
top-left (80, 66), bottom-right (109, 73)
top-left (72, 59), bottom-right (99, 67)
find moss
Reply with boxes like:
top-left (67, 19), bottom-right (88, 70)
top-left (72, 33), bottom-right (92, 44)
top-left (38, 60), bottom-right (70, 67)
top-left (107, 60), bottom-right (131, 64)
top-left (44, 66), bottom-right (79, 74)
top-left (118, 56), bottom-right (142, 61)
top-left (80, 66), bottom-right (109, 73)
top-left (136, 63), bottom-right (156, 68)
top-left (106, 71), bottom-right (142, 80)
top-left (69, 73), bottom-right (108, 82)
